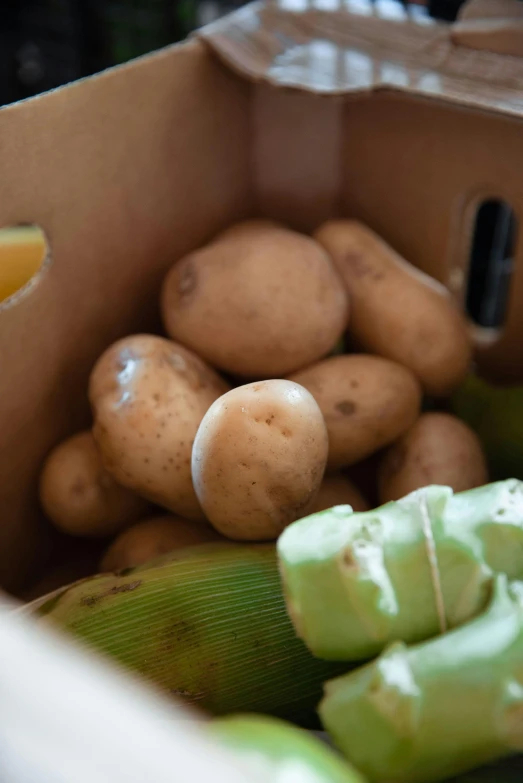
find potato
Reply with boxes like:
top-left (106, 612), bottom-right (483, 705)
top-left (314, 220), bottom-right (472, 397)
top-left (378, 412), bottom-right (489, 503)
top-left (289, 355), bottom-right (421, 469)
top-left (192, 379), bottom-right (329, 540)
top-left (89, 335), bottom-right (229, 520)
top-left (161, 220), bottom-right (349, 378)
top-left (39, 431), bottom-right (148, 537)
top-left (311, 474), bottom-right (369, 514)
top-left (100, 515), bottom-right (222, 572)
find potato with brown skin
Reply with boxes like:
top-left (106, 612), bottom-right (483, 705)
top-left (161, 221), bottom-right (349, 378)
top-left (192, 379), bottom-right (329, 541)
top-left (314, 220), bottom-right (472, 397)
top-left (311, 474), bottom-right (369, 514)
top-left (99, 515), bottom-right (222, 572)
top-left (39, 431), bottom-right (148, 537)
top-left (289, 354), bottom-right (422, 469)
top-left (89, 335), bottom-right (229, 520)
top-left (378, 412), bottom-right (489, 503)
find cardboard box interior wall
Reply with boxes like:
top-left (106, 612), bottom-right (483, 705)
top-left (0, 0), bottom-right (522, 593)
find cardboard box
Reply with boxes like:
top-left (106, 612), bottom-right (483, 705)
top-left (0, 0), bottom-right (522, 592)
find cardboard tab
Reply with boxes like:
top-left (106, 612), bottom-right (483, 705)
top-left (458, 0), bottom-right (523, 21)
top-left (451, 19), bottom-right (523, 58)
top-left (453, 0), bottom-right (523, 57)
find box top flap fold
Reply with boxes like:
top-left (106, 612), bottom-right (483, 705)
top-left (200, 0), bottom-right (523, 118)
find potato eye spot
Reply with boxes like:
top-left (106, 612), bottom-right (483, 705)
top-left (178, 259), bottom-right (197, 300)
top-left (335, 400), bottom-right (356, 416)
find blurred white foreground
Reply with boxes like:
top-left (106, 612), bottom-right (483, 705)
top-left (0, 594), bottom-right (263, 783)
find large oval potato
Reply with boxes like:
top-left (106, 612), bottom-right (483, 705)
top-left (161, 221), bottom-right (349, 378)
top-left (289, 355), bottom-right (421, 469)
top-left (89, 335), bottom-right (229, 520)
top-left (314, 220), bottom-right (472, 397)
top-left (100, 514), bottom-right (222, 572)
top-left (192, 379), bottom-right (329, 540)
top-left (378, 412), bottom-right (488, 503)
top-left (39, 431), bottom-right (148, 537)
top-left (311, 474), bottom-right (369, 514)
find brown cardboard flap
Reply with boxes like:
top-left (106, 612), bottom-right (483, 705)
top-left (455, 0), bottom-right (523, 56)
top-left (451, 20), bottom-right (523, 58)
top-left (0, 40), bottom-right (252, 591)
top-left (459, 0), bottom-right (523, 21)
top-left (200, 1), bottom-right (523, 117)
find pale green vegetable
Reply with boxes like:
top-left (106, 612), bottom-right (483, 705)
top-left (277, 480), bottom-right (523, 660)
top-left (212, 714), bottom-right (366, 783)
top-left (320, 575), bottom-right (523, 783)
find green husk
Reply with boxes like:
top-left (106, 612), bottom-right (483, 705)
top-left (212, 714), bottom-right (367, 783)
top-left (319, 575), bottom-right (523, 783)
top-left (277, 480), bottom-right (523, 660)
top-left (31, 543), bottom-right (346, 724)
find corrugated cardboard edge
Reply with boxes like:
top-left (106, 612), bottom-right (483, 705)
top-left (199, 1), bottom-right (523, 119)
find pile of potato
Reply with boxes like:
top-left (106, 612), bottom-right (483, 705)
top-left (38, 218), bottom-right (487, 576)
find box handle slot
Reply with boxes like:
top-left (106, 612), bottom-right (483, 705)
top-left (465, 198), bottom-right (517, 330)
top-left (0, 224), bottom-right (50, 311)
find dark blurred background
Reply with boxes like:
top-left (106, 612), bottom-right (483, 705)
top-left (0, 0), bottom-right (466, 108)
